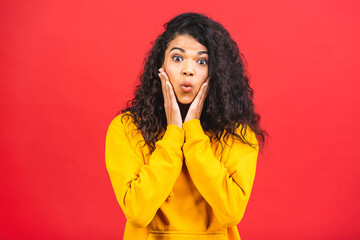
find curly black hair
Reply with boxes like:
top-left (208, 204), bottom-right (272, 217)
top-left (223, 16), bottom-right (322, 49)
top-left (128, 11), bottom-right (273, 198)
top-left (120, 12), bottom-right (268, 152)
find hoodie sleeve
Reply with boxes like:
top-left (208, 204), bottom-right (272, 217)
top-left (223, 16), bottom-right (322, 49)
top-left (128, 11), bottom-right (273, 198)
top-left (182, 119), bottom-right (258, 227)
top-left (105, 115), bottom-right (184, 228)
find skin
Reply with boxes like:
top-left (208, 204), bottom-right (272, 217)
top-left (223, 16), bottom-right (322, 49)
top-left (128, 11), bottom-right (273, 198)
top-left (158, 34), bottom-right (210, 128)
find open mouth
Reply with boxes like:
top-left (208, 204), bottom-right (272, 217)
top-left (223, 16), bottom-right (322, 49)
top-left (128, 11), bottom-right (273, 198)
top-left (181, 82), bottom-right (193, 92)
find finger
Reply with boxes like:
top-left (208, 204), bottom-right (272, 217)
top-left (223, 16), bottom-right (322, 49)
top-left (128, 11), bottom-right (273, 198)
top-left (194, 85), bottom-right (206, 110)
top-left (193, 81), bottom-right (208, 106)
top-left (199, 82), bottom-right (209, 104)
top-left (159, 72), bottom-right (167, 100)
top-left (166, 81), bottom-right (178, 105)
top-left (161, 69), bottom-right (176, 103)
top-left (199, 78), bottom-right (210, 103)
top-left (204, 78), bottom-right (210, 96)
top-left (159, 72), bottom-right (171, 109)
top-left (159, 72), bottom-right (165, 90)
top-left (165, 81), bottom-right (177, 106)
top-left (161, 69), bottom-right (171, 83)
top-left (159, 69), bottom-right (169, 95)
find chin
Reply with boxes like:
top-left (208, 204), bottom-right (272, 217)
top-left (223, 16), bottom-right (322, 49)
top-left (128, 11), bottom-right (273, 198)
top-left (178, 97), bottom-right (194, 105)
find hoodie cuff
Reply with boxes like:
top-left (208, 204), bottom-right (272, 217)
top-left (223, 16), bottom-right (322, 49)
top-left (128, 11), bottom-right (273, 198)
top-left (183, 119), bottom-right (207, 141)
top-left (162, 124), bottom-right (185, 147)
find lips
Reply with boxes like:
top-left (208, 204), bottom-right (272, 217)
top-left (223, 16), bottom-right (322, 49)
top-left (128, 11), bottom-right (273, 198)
top-left (181, 81), bottom-right (193, 92)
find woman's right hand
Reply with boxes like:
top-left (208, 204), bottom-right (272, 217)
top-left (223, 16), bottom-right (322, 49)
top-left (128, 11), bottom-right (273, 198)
top-left (158, 68), bottom-right (182, 129)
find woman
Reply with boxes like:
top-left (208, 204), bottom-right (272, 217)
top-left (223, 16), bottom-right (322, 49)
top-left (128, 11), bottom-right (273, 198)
top-left (105, 12), bottom-right (267, 240)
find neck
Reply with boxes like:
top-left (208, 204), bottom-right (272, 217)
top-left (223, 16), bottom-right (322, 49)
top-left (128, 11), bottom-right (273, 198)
top-left (178, 102), bottom-right (190, 122)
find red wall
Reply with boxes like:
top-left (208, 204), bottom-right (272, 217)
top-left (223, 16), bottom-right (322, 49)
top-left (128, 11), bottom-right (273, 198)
top-left (1, 0), bottom-right (359, 239)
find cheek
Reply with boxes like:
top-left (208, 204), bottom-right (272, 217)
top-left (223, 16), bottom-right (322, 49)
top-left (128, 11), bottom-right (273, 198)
top-left (199, 69), bottom-right (209, 84)
top-left (198, 65), bottom-right (209, 78)
top-left (163, 64), bottom-right (177, 83)
top-left (194, 71), bottom-right (209, 94)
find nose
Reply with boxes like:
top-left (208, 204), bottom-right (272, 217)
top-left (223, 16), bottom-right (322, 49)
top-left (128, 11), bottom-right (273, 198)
top-left (182, 62), bottom-right (194, 77)
top-left (182, 71), bottom-right (194, 76)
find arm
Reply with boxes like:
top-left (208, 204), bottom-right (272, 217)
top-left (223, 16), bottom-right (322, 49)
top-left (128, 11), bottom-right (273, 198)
top-left (105, 115), bottom-right (184, 228)
top-left (182, 119), bottom-right (258, 227)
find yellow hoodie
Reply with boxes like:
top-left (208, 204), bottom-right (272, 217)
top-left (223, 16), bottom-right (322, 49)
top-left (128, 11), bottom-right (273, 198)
top-left (105, 114), bottom-right (258, 240)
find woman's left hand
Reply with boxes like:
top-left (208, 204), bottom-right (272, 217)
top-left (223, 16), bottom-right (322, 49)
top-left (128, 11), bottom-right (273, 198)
top-left (184, 78), bottom-right (210, 122)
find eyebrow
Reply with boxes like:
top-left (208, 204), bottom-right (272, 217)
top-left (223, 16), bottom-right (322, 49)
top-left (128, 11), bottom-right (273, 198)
top-left (170, 47), bottom-right (208, 55)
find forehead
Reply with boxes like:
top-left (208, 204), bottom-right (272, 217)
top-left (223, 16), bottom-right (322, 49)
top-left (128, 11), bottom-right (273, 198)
top-left (166, 34), bottom-right (208, 52)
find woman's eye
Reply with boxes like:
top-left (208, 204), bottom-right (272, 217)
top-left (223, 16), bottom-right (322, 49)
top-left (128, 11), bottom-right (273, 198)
top-left (197, 59), bottom-right (207, 65)
top-left (172, 55), bottom-right (183, 61)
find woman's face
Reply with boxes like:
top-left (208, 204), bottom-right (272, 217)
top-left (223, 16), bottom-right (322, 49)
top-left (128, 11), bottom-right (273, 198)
top-left (162, 34), bottom-right (209, 104)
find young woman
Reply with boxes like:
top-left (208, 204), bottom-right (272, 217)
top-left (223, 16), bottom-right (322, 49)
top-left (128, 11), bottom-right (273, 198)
top-left (105, 12), bottom-right (267, 240)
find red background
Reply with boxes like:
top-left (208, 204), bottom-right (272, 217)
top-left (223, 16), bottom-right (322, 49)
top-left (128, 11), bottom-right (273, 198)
top-left (1, 0), bottom-right (359, 239)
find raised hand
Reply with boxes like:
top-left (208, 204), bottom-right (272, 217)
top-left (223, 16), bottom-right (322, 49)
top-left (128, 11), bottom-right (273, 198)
top-left (158, 68), bottom-right (183, 128)
top-left (184, 78), bottom-right (210, 123)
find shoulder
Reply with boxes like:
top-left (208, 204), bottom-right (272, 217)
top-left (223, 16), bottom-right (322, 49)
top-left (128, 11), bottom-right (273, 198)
top-left (106, 112), bottom-right (145, 149)
top-left (108, 112), bottom-right (136, 131)
top-left (106, 112), bottom-right (141, 141)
